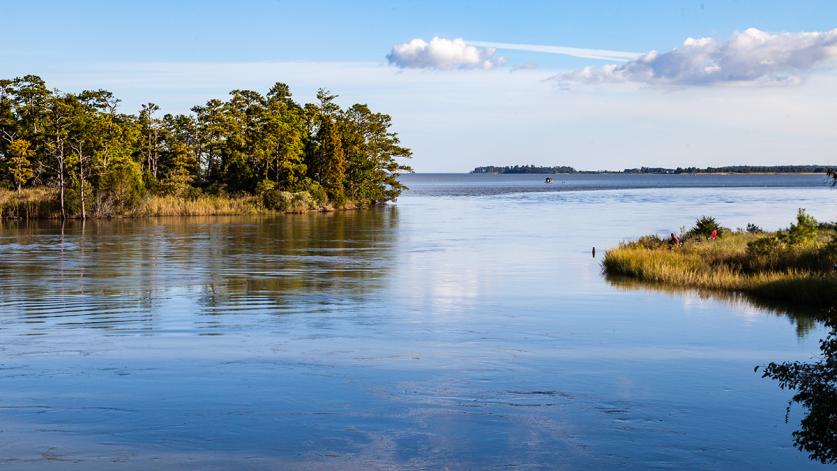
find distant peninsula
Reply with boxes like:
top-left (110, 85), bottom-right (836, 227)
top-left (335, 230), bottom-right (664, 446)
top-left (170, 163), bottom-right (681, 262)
top-left (471, 165), bottom-right (578, 174)
top-left (471, 164), bottom-right (836, 175)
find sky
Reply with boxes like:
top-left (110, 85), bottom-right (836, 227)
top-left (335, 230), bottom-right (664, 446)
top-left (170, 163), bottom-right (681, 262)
top-left (2, 0), bottom-right (837, 172)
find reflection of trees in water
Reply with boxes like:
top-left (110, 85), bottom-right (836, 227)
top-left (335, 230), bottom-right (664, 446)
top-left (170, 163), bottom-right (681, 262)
top-left (760, 313), bottom-right (837, 465)
top-left (195, 207), bottom-right (399, 318)
top-left (604, 273), bottom-right (823, 336)
top-left (0, 208), bottom-right (399, 333)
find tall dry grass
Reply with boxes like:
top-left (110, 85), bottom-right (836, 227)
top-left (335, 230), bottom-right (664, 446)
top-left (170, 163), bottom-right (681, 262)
top-left (0, 188), bottom-right (62, 219)
top-left (603, 231), bottom-right (837, 307)
top-left (0, 187), bottom-right (338, 218)
top-left (132, 194), bottom-right (268, 217)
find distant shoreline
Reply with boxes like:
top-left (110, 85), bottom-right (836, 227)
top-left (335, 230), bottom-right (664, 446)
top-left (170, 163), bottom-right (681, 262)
top-left (470, 164), bottom-right (837, 175)
top-left (460, 171), bottom-right (829, 175)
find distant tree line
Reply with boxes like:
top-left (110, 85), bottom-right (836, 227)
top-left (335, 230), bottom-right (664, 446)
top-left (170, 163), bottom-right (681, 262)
top-left (622, 165), bottom-right (836, 174)
top-left (472, 164), bottom-right (836, 175)
top-left (0, 75), bottom-right (413, 218)
top-left (471, 164), bottom-right (577, 174)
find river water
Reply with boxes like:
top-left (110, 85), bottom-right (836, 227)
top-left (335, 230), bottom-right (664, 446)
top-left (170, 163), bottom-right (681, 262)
top-left (0, 173), bottom-right (835, 469)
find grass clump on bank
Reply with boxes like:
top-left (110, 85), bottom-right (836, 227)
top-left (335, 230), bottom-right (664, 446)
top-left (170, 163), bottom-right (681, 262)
top-left (0, 185), bottom-right (362, 219)
top-left (603, 210), bottom-right (837, 307)
top-left (0, 188), bottom-right (62, 219)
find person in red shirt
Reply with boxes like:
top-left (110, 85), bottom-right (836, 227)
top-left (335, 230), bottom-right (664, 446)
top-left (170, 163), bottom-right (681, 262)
top-left (710, 229), bottom-right (718, 240)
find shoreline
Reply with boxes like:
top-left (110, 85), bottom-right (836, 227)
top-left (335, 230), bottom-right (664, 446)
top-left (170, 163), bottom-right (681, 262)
top-left (464, 171), bottom-right (830, 175)
top-left (0, 188), bottom-right (376, 221)
top-left (602, 214), bottom-right (837, 310)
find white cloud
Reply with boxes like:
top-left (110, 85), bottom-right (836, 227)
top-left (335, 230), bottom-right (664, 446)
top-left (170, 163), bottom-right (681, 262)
top-left (12, 60), bottom-right (837, 171)
top-left (554, 28), bottom-right (837, 86)
top-left (387, 37), bottom-right (505, 70)
top-left (467, 40), bottom-right (641, 62)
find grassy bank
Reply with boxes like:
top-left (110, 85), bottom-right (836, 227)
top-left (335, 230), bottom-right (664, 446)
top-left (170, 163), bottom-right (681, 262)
top-left (0, 187), bottom-right (360, 219)
top-left (0, 188), bottom-right (63, 219)
top-left (603, 212), bottom-right (837, 308)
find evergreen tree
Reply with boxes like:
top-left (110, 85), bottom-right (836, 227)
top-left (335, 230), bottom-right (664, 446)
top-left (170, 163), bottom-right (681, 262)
top-left (0, 74), bottom-right (413, 217)
top-left (310, 116), bottom-right (346, 201)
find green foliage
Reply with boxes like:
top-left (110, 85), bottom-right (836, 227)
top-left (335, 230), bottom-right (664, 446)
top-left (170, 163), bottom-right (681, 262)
top-left (761, 316), bottom-right (837, 464)
top-left (0, 75), bottom-right (413, 218)
top-left (96, 157), bottom-right (144, 215)
top-left (340, 104), bottom-right (413, 205)
top-left (295, 178), bottom-right (327, 205)
top-left (823, 235), bottom-right (837, 268)
top-left (64, 176), bottom-right (93, 217)
top-left (746, 223), bottom-right (764, 234)
top-left (257, 179), bottom-right (319, 212)
top-left (746, 234), bottom-right (784, 257)
top-left (6, 139), bottom-right (34, 191)
top-left (309, 115), bottom-right (346, 201)
top-left (605, 210), bottom-right (837, 309)
top-left (783, 208), bottom-right (818, 246)
top-left (689, 216), bottom-right (722, 238)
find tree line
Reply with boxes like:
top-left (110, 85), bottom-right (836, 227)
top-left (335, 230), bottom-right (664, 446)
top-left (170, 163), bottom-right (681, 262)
top-left (471, 165), bottom-right (577, 174)
top-left (0, 75), bottom-right (413, 218)
top-left (473, 164), bottom-right (836, 175)
top-left (622, 165), bottom-right (836, 174)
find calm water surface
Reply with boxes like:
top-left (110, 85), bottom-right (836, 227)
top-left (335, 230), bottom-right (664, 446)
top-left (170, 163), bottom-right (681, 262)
top-left (1, 174), bottom-right (836, 469)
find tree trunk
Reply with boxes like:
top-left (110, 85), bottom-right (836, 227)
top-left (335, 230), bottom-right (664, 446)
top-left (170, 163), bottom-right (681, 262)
top-left (59, 153), bottom-right (65, 219)
top-left (78, 146), bottom-right (86, 220)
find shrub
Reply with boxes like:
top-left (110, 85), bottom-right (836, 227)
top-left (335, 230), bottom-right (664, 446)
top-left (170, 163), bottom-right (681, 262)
top-left (96, 158), bottom-right (145, 215)
top-left (783, 208), bottom-right (818, 246)
top-left (689, 216), bottom-right (722, 238)
top-left (636, 234), bottom-right (665, 249)
top-left (257, 179), bottom-right (321, 212)
top-left (821, 235), bottom-right (837, 271)
top-left (297, 178), bottom-right (328, 205)
top-left (746, 223), bottom-right (764, 234)
top-left (65, 178), bottom-right (94, 217)
top-left (745, 234), bottom-right (786, 270)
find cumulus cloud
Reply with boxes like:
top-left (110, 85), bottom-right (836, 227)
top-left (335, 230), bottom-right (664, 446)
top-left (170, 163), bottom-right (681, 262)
top-left (554, 28), bottom-right (837, 86)
top-left (387, 37), bottom-right (505, 70)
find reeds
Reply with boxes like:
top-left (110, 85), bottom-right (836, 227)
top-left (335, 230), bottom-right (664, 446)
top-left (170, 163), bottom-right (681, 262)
top-left (0, 188), bottom-right (61, 219)
top-left (0, 187), bottom-right (349, 218)
top-left (133, 194), bottom-right (267, 217)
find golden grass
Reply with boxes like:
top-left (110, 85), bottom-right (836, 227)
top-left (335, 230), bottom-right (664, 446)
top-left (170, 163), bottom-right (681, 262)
top-left (0, 188), bottom-right (273, 218)
top-left (0, 187), bottom-right (61, 219)
top-left (0, 186), bottom-right (354, 218)
top-left (603, 232), bottom-right (837, 307)
top-left (133, 194), bottom-right (268, 217)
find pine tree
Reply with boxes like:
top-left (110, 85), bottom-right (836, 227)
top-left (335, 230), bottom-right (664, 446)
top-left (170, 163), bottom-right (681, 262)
top-left (311, 116), bottom-right (346, 201)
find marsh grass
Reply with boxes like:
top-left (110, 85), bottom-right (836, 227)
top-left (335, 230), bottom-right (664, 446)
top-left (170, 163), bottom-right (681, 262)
top-left (0, 186), bottom-right (363, 218)
top-left (0, 188), bottom-right (62, 219)
top-left (603, 229), bottom-right (837, 308)
top-left (134, 194), bottom-right (268, 217)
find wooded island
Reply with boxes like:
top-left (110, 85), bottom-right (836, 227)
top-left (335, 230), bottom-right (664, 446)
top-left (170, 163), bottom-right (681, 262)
top-left (0, 75), bottom-right (413, 219)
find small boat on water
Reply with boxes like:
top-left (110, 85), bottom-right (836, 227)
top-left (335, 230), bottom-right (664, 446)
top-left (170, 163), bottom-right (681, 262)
top-left (545, 177), bottom-right (553, 184)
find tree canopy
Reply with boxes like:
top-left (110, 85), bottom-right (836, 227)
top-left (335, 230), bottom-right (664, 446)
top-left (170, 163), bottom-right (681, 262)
top-left (0, 76), bottom-right (413, 217)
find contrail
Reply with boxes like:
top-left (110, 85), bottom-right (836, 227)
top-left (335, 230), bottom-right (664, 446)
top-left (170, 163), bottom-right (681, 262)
top-left (467, 40), bottom-right (642, 62)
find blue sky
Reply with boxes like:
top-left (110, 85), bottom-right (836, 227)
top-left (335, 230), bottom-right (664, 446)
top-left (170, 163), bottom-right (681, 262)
top-left (3, 1), bottom-right (837, 171)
